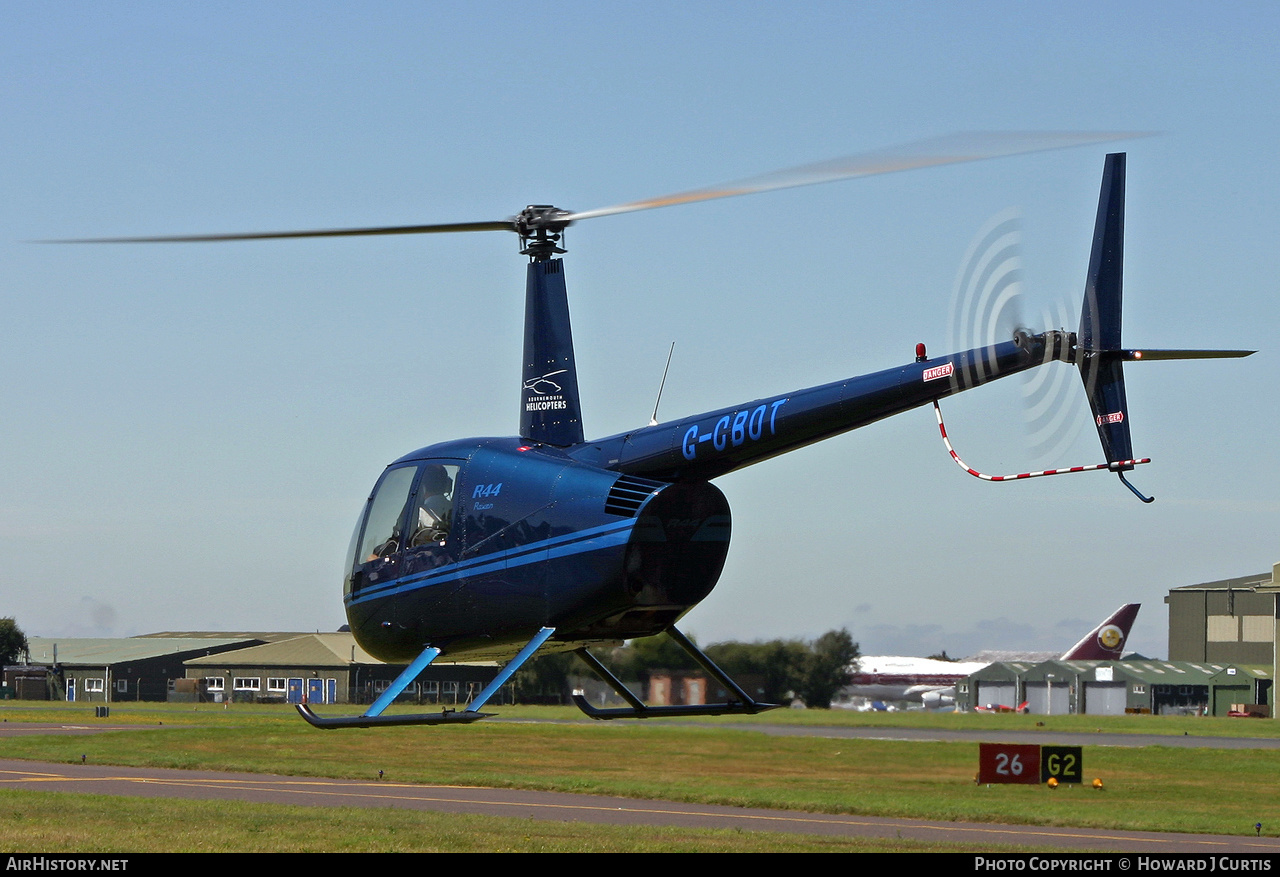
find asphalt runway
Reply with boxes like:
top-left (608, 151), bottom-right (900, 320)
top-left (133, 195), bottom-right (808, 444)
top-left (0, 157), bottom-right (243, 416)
top-left (4, 720), bottom-right (1280, 852)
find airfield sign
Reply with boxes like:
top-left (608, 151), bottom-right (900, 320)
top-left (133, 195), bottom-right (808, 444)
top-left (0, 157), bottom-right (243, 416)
top-left (978, 743), bottom-right (1084, 785)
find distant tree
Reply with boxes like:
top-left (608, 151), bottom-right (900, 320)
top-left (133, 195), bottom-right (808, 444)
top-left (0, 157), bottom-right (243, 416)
top-left (509, 627), bottom-right (861, 709)
top-left (512, 650), bottom-right (580, 703)
top-left (509, 645), bottom-right (576, 701)
top-left (795, 628), bottom-right (860, 709)
top-left (706, 630), bottom-right (860, 707)
top-left (607, 634), bottom-right (700, 680)
top-left (926, 650), bottom-right (955, 662)
top-left (706, 637), bottom-right (808, 704)
top-left (0, 618), bottom-right (29, 666)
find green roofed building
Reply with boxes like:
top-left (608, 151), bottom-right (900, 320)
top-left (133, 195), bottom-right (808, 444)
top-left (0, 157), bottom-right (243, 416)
top-left (1166, 561), bottom-right (1279, 717)
top-left (17, 635), bottom-right (261, 702)
top-left (183, 632), bottom-right (499, 706)
top-left (961, 659), bottom-right (1270, 716)
top-left (9, 631), bottom-right (500, 708)
top-left (1167, 563), bottom-right (1280, 666)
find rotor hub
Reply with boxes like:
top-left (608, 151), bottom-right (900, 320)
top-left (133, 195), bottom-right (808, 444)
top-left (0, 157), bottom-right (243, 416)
top-left (515, 205), bottom-right (573, 260)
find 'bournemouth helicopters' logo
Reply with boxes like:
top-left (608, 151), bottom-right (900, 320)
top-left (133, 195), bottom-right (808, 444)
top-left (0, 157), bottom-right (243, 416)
top-left (524, 369), bottom-right (569, 412)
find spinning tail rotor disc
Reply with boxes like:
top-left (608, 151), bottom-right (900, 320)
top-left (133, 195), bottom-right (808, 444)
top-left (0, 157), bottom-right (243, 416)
top-left (1021, 298), bottom-right (1087, 462)
top-left (948, 209), bottom-right (1087, 467)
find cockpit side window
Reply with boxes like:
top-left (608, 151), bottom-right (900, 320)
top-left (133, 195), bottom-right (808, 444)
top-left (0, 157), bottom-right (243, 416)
top-left (408, 463), bottom-right (459, 548)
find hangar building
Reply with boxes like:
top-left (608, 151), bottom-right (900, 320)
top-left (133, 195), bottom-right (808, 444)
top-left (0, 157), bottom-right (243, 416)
top-left (961, 659), bottom-right (1269, 716)
top-left (1166, 563), bottom-right (1280, 668)
top-left (6, 631), bottom-right (498, 707)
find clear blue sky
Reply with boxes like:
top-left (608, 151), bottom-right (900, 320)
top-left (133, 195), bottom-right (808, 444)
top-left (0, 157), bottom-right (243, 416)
top-left (2, 3), bottom-right (1276, 659)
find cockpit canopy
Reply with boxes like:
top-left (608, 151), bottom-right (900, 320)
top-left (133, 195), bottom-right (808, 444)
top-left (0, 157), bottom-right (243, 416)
top-left (344, 459), bottom-right (460, 596)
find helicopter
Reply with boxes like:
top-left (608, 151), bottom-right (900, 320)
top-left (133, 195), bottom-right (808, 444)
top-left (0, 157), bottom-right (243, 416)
top-left (65, 134), bottom-right (1253, 728)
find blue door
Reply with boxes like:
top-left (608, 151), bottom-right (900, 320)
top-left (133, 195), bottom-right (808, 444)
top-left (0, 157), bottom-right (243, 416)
top-left (307, 678), bottom-right (326, 704)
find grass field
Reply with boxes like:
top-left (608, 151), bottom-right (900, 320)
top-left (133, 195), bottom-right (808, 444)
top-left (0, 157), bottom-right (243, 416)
top-left (2, 702), bottom-right (1277, 852)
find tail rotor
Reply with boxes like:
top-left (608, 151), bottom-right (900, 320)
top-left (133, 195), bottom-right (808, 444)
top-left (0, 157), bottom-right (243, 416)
top-left (939, 152), bottom-right (1254, 501)
top-left (1022, 297), bottom-right (1086, 463)
top-left (948, 210), bottom-right (1084, 466)
top-left (947, 208), bottom-right (1027, 389)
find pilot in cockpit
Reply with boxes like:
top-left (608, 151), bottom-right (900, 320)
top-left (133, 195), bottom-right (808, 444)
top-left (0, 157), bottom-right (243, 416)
top-left (410, 464), bottom-right (454, 547)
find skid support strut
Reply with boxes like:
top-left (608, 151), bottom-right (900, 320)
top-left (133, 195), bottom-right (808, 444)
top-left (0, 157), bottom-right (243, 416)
top-left (297, 627), bottom-right (555, 729)
top-left (571, 625), bottom-right (781, 719)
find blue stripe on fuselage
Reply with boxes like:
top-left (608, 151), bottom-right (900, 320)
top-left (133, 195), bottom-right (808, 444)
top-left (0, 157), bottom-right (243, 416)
top-left (345, 518), bottom-right (637, 609)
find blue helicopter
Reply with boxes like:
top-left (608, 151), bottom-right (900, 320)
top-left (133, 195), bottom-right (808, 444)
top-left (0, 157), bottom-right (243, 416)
top-left (70, 135), bottom-right (1252, 728)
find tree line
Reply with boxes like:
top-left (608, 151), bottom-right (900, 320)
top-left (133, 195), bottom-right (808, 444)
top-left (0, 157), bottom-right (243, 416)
top-left (514, 628), bottom-right (859, 709)
top-left (0, 618), bottom-right (27, 666)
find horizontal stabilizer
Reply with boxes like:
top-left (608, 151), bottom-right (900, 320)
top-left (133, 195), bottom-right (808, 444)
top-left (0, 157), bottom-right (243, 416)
top-left (1106, 348), bottom-right (1256, 361)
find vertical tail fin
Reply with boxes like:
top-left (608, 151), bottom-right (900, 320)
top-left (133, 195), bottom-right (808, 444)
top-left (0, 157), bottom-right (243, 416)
top-left (1072, 154), bottom-right (1253, 500)
top-left (1060, 603), bottom-right (1140, 660)
top-left (1079, 153), bottom-right (1126, 356)
top-left (1077, 154), bottom-right (1149, 499)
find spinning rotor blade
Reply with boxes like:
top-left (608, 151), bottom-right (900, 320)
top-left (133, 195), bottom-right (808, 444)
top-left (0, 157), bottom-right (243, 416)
top-left (48, 219), bottom-right (517, 244)
top-left (564, 131), bottom-right (1150, 222)
top-left (47, 131), bottom-right (1148, 245)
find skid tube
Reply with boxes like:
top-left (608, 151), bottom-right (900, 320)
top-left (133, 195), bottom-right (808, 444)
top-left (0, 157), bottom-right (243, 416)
top-left (571, 625), bottom-right (781, 719)
top-left (296, 704), bottom-right (493, 729)
top-left (297, 627), bottom-right (555, 729)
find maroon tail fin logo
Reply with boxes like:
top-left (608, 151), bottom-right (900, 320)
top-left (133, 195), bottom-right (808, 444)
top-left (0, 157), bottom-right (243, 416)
top-left (1061, 604), bottom-right (1140, 660)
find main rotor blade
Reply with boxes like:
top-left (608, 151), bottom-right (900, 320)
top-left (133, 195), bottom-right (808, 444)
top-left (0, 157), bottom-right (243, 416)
top-left (46, 219), bottom-right (517, 244)
top-left (563, 131), bottom-right (1151, 223)
top-left (46, 131), bottom-right (1149, 244)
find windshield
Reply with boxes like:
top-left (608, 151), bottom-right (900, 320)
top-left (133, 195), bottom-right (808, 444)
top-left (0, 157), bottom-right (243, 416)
top-left (357, 464), bottom-right (419, 563)
top-left (344, 461), bottom-right (462, 597)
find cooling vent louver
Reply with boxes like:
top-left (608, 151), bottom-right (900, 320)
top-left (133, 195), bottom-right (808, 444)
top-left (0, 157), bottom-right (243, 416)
top-left (605, 475), bottom-right (664, 517)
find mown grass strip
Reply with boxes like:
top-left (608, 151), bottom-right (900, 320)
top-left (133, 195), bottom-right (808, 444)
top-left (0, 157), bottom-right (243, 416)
top-left (7, 701), bottom-right (1279, 738)
top-left (1, 787), bottom-right (1052, 853)
top-left (2, 703), bottom-right (1277, 839)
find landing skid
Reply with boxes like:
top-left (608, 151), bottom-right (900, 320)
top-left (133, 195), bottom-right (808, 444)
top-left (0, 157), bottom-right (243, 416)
top-left (296, 704), bottom-right (492, 729)
top-left (296, 627), bottom-right (555, 730)
top-left (571, 625), bottom-right (781, 720)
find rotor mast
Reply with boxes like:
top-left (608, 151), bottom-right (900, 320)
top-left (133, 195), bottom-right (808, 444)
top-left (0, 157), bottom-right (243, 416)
top-left (517, 206), bottom-right (585, 446)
